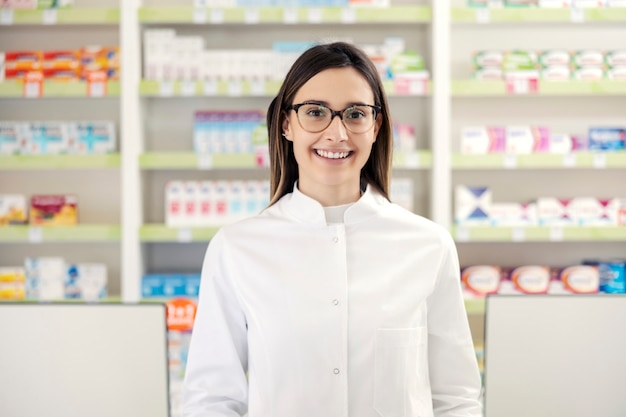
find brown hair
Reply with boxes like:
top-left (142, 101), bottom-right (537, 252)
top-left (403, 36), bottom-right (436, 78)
top-left (266, 41), bottom-right (393, 205)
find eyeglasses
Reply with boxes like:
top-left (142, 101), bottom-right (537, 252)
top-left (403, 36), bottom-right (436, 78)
top-left (287, 102), bottom-right (381, 134)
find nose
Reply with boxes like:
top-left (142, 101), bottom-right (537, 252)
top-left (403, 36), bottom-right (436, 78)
top-left (325, 114), bottom-right (348, 142)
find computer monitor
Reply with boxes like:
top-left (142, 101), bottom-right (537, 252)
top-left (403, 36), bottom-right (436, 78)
top-left (0, 303), bottom-right (170, 417)
top-left (484, 295), bottom-right (626, 417)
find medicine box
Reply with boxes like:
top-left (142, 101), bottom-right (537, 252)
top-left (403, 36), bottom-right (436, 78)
top-left (455, 185), bottom-right (491, 225)
top-left (67, 121), bottom-right (116, 154)
top-left (24, 257), bottom-right (67, 301)
top-left (22, 122), bottom-right (69, 155)
top-left (498, 265), bottom-right (551, 295)
top-left (0, 122), bottom-right (28, 155)
top-left (548, 265), bottom-right (599, 294)
top-left (0, 194), bottom-right (28, 225)
top-left (461, 265), bottom-right (501, 298)
top-left (65, 263), bottom-right (107, 301)
top-left (0, 267), bottom-right (25, 301)
top-left (142, 273), bottom-right (201, 298)
top-left (536, 197), bottom-right (575, 226)
top-left (588, 127), bottom-right (625, 151)
top-left (30, 194), bottom-right (78, 225)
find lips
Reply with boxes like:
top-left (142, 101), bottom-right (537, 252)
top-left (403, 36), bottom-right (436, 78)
top-left (315, 149), bottom-right (352, 159)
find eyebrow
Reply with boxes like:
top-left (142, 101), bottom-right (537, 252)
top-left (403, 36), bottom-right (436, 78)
top-left (300, 100), bottom-right (370, 108)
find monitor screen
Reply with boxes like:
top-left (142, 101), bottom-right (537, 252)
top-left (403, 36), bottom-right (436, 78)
top-left (484, 295), bottom-right (626, 417)
top-left (0, 303), bottom-right (170, 417)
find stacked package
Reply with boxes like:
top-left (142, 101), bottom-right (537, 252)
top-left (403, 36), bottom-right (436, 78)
top-left (0, 121), bottom-right (116, 155)
top-left (142, 273), bottom-right (201, 417)
top-left (455, 185), bottom-right (626, 227)
top-left (472, 49), bottom-right (626, 81)
top-left (1, 46), bottom-right (119, 82)
top-left (23, 257), bottom-right (107, 301)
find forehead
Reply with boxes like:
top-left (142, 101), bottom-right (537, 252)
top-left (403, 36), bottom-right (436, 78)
top-left (293, 67), bottom-right (375, 106)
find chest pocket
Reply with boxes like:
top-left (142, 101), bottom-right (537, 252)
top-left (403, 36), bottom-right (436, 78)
top-left (373, 327), bottom-right (432, 417)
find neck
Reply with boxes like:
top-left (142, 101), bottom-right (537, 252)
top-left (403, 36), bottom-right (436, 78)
top-left (298, 181), bottom-right (361, 207)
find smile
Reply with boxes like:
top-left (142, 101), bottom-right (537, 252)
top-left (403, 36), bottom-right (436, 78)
top-left (315, 149), bottom-right (352, 159)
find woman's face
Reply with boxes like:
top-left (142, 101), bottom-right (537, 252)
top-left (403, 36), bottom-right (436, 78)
top-left (282, 67), bottom-right (381, 202)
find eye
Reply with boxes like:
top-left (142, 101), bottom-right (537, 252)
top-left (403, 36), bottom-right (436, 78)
top-left (303, 105), bottom-right (328, 118)
top-left (344, 107), bottom-right (367, 120)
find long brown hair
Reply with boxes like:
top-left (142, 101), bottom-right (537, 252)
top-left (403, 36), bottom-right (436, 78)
top-left (266, 42), bottom-right (393, 206)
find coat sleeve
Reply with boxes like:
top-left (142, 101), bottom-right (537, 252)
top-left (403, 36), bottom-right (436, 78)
top-left (183, 230), bottom-right (249, 417)
top-left (427, 229), bottom-right (483, 417)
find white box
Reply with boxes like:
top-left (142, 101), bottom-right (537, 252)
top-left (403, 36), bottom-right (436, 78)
top-left (455, 185), bottom-right (491, 225)
top-left (66, 263), bottom-right (107, 301)
top-left (22, 122), bottom-right (69, 155)
top-left (25, 257), bottom-right (67, 301)
top-left (0, 122), bottom-right (28, 155)
top-left (537, 197), bottom-right (575, 226)
top-left (570, 197), bottom-right (619, 226)
top-left (490, 202), bottom-right (537, 226)
top-left (165, 181), bottom-right (185, 227)
top-left (67, 121), bottom-right (116, 154)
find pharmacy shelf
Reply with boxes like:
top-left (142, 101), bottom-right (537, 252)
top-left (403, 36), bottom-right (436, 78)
top-left (452, 152), bottom-right (626, 170)
top-left (139, 79), bottom-right (431, 97)
top-left (139, 150), bottom-right (432, 170)
top-left (0, 8), bottom-right (119, 25)
top-left (0, 154), bottom-right (121, 170)
top-left (0, 225), bottom-right (121, 243)
top-left (451, 7), bottom-right (626, 23)
top-left (138, 6), bottom-right (431, 24)
top-left (451, 80), bottom-right (626, 96)
top-left (139, 152), bottom-right (263, 170)
top-left (0, 297), bottom-right (124, 304)
top-left (0, 81), bottom-right (120, 98)
top-left (453, 225), bottom-right (626, 242)
top-left (392, 150), bottom-right (432, 169)
top-left (140, 224), bottom-right (220, 242)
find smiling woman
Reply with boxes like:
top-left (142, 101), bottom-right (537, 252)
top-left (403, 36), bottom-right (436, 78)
top-left (183, 42), bottom-right (483, 417)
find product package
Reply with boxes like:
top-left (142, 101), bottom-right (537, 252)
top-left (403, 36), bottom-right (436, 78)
top-left (29, 194), bottom-right (78, 225)
top-left (0, 194), bottom-right (28, 225)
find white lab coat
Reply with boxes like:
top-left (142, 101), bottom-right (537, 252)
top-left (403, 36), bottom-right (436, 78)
top-left (183, 183), bottom-right (483, 417)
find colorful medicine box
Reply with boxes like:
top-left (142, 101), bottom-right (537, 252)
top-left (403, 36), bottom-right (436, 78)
top-left (548, 265), bottom-right (599, 294)
top-left (0, 122), bottom-right (28, 155)
top-left (588, 127), bottom-right (625, 151)
top-left (29, 194), bottom-right (78, 225)
top-left (0, 194), bottom-right (28, 225)
top-left (498, 265), bottom-right (551, 295)
top-left (22, 122), bottom-right (69, 155)
top-left (67, 121), bottom-right (116, 154)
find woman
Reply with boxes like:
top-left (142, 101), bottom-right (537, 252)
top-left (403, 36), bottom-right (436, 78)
top-left (183, 41), bottom-right (482, 417)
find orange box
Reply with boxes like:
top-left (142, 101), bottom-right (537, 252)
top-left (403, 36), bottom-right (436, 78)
top-left (5, 51), bottom-right (43, 71)
top-left (42, 67), bottom-right (81, 81)
top-left (42, 50), bottom-right (81, 70)
top-left (29, 195), bottom-right (78, 226)
top-left (80, 46), bottom-right (120, 70)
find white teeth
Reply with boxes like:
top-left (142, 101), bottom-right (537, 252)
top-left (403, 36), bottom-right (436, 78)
top-left (316, 150), bottom-right (350, 159)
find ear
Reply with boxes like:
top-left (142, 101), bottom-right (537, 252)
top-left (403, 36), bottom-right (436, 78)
top-left (282, 116), bottom-right (293, 142)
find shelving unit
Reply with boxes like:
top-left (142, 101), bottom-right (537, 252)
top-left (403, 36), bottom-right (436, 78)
top-left (120, 0), bottom-right (437, 303)
top-left (449, 1), bottom-right (626, 346)
top-left (2, 0), bottom-right (624, 328)
top-left (0, 0), bottom-right (122, 294)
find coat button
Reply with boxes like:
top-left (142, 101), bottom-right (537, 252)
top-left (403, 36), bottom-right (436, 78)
top-left (332, 299), bottom-right (339, 306)
top-left (332, 236), bottom-right (339, 243)
top-left (333, 368), bottom-right (340, 375)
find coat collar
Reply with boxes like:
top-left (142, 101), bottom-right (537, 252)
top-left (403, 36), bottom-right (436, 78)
top-left (278, 181), bottom-right (389, 226)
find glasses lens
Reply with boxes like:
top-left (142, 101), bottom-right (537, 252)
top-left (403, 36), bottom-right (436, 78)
top-left (297, 104), bottom-right (331, 132)
top-left (341, 105), bottom-right (376, 133)
top-left (296, 104), bottom-right (376, 133)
